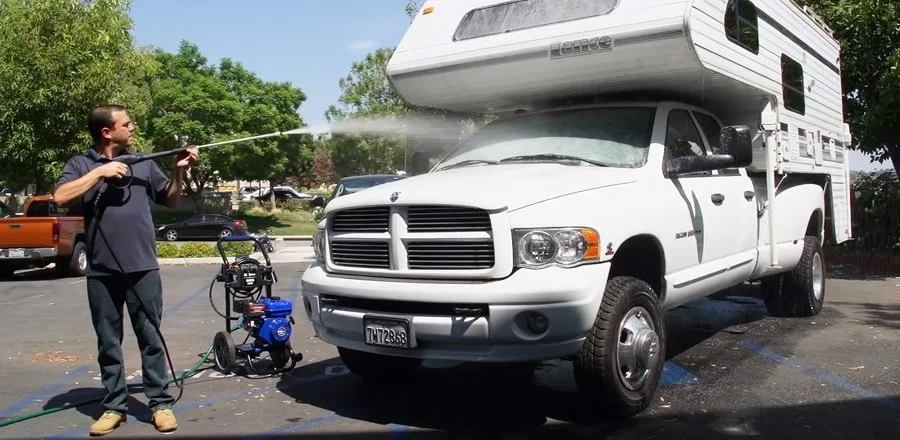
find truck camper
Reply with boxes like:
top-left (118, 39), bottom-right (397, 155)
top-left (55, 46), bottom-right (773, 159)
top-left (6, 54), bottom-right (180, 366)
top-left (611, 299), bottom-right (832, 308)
top-left (301, 0), bottom-right (853, 417)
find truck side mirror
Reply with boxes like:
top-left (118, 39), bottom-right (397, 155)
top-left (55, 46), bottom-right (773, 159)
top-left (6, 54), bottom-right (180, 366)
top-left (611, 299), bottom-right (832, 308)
top-left (719, 125), bottom-right (753, 168)
top-left (666, 125), bottom-right (753, 175)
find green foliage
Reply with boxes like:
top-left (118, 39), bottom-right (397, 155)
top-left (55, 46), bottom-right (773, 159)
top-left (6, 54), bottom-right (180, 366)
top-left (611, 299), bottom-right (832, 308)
top-left (155, 241), bottom-right (255, 259)
top-left (0, 0), bottom-right (158, 192)
top-left (143, 41), bottom-right (309, 209)
top-left (796, 0), bottom-right (900, 172)
top-left (838, 172), bottom-right (900, 253)
top-left (156, 242), bottom-right (180, 258)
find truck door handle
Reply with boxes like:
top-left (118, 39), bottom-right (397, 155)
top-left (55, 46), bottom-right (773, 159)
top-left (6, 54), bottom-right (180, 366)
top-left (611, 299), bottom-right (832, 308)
top-left (711, 193), bottom-right (725, 205)
top-left (9, 224), bottom-right (20, 229)
top-left (744, 191), bottom-right (755, 200)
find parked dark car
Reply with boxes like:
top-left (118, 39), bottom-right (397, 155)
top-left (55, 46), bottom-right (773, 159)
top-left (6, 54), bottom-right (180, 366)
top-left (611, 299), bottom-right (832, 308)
top-left (156, 214), bottom-right (248, 242)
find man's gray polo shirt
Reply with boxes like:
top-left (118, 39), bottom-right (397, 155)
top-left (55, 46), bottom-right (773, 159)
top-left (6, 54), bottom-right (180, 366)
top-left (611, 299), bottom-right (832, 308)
top-left (55, 148), bottom-right (171, 276)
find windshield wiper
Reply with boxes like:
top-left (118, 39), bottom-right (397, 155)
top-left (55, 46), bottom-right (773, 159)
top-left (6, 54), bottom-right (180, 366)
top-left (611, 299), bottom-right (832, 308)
top-left (436, 159), bottom-right (499, 171)
top-left (499, 154), bottom-right (610, 167)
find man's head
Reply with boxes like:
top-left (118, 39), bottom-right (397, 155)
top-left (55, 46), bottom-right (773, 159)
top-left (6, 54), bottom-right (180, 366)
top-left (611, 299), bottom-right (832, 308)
top-left (88, 105), bottom-right (134, 150)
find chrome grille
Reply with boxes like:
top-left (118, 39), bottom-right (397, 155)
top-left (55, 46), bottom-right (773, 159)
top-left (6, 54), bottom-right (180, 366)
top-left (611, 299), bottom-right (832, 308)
top-left (332, 207), bottom-right (389, 233)
top-left (330, 241), bottom-right (390, 269)
top-left (407, 206), bottom-right (491, 232)
top-left (407, 240), bottom-right (495, 270)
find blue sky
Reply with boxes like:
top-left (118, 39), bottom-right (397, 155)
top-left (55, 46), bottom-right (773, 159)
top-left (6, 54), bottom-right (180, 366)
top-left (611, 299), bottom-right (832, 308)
top-left (129, 0), bottom-right (413, 128)
top-left (127, 0), bottom-right (888, 172)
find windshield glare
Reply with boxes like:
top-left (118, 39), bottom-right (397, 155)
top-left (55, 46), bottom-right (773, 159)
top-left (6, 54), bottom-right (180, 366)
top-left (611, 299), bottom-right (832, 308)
top-left (436, 106), bottom-right (657, 170)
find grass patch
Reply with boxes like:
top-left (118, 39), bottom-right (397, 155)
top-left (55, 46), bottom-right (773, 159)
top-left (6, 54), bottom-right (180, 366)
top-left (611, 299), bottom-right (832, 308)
top-left (152, 207), bottom-right (319, 236)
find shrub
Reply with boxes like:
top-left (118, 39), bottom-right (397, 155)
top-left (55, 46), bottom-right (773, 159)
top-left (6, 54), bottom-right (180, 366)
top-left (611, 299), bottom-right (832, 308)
top-left (156, 243), bottom-right (180, 258)
top-left (155, 241), bottom-right (258, 259)
top-left (221, 241), bottom-right (255, 256)
top-left (178, 242), bottom-right (216, 258)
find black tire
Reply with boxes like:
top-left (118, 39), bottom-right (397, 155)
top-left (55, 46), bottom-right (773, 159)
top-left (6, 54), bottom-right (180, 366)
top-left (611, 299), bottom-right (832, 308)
top-left (213, 331), bottom-right (237, 374)
top-left (763, 235), bottom-right (825, 317)
top-left (337, 346), bottom-right (420, 383)
top-left (573, 276), bottom-right (665, 419)
top-left (68, 241), bottom-right (87, 277)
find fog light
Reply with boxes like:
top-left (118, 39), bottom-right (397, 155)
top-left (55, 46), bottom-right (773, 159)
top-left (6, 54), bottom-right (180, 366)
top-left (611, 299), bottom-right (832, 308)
top-left (526, 312), bottom-right (549, 334)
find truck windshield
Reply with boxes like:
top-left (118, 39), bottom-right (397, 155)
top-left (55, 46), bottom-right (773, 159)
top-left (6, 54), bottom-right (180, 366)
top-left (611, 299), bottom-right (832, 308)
top-left (435, 106), bottom-right (657, 171)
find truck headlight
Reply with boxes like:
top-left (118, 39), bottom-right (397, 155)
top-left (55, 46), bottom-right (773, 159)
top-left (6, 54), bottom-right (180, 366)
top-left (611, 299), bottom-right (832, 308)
top-left (514, 227), bottom-right (600, 268)
top-left (312, 230), bottom-right (325, 262)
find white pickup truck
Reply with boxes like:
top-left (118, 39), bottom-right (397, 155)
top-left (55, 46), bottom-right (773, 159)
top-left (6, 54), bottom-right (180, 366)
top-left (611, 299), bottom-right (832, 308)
top-left (301, 0), bottom-right (853, 418)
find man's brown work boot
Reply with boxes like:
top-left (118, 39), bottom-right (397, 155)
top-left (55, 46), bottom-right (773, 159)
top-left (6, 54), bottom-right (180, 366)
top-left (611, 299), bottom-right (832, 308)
top-left (89, 411), bottom-right (126, 436)
top-left (151, 408), bottom-right (177, 433)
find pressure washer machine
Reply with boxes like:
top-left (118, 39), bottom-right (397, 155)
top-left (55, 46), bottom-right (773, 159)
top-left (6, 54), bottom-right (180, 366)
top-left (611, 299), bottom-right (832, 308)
top-left (209, 235), bottom-right (302, 375)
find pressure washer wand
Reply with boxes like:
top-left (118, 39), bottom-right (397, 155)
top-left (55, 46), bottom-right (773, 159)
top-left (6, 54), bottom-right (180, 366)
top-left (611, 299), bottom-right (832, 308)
top-left (111, 127), bottom-right (315, 166)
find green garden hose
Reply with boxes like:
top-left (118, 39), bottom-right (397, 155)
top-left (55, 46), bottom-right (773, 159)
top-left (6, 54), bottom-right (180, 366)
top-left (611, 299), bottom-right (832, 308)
top-left (0, 323), bottom-right (241, 429)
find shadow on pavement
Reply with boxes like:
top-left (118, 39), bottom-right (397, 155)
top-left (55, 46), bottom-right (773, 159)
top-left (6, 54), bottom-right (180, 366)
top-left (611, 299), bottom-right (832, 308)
top-left (271, 285), bottom-right (778, 437)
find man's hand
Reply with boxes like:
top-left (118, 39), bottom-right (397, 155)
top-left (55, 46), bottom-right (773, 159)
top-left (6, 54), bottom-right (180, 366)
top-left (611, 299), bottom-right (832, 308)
top-left (94, 162), bottom-right (129, 179)
top-left (175, 147), bottom-right (199, 169)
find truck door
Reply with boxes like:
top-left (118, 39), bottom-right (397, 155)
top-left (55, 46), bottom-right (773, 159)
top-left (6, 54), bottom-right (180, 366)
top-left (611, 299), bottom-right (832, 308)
top-left (690, 110), bottom-right (758, 270)
top-left (662, 107), bottom-right (756, 297)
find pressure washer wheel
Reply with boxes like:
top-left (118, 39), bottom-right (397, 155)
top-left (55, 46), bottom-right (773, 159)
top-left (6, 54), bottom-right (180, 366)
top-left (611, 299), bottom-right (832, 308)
top-left (213, 331), bottom-right (236, 374)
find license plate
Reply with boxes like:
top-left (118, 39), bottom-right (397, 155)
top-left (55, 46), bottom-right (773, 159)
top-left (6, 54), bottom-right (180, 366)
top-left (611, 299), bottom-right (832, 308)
top-left (7, 249), bottom-right (24, 258)
top-left (363, 316), bottom-right (411, 349)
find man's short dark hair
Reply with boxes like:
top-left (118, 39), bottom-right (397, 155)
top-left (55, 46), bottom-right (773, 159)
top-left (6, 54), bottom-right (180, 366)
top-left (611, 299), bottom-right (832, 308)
top-left (88, 104), bottom-right (126, 143)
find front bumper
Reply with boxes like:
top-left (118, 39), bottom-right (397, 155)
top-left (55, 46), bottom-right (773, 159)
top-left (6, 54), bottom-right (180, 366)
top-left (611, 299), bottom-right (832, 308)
top-left (299, 262), bottom-right (611, 363)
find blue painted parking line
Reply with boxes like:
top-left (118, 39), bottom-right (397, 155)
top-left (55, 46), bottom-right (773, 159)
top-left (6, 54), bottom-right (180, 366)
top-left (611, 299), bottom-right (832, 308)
top-left (0, 282), bottom-right (214, 420)
top-left (246, 413), bottom-right (344, 440)
top-left (662, 360), bottom-right (700, 386)
top-left (739, 340), bottom-right (900, 412)
top-left (44, 360), bottom-right (345, 438)
top-left (0, 365), bottom-right (92, 421)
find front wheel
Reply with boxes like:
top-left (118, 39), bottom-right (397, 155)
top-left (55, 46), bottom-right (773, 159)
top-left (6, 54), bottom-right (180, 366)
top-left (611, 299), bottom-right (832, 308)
top-left (573, 276), bottom-right (665, 419)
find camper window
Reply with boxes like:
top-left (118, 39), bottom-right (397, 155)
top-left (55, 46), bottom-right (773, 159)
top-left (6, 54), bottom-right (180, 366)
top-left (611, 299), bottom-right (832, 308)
top-left (724, 0), bottom-right (760, 54)
top-left (434, 106), bottom-right (657, 170)
top-left (781, 54), bottom-right (806, 114)
top-left (454, 0), bottom-right (619, 41)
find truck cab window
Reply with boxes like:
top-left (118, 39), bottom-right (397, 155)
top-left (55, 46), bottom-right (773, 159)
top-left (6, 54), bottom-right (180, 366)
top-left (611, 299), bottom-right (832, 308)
top-left (692, 111), bottom-right (723, 154)
top-left (665, 109), bottom-right (707, 158)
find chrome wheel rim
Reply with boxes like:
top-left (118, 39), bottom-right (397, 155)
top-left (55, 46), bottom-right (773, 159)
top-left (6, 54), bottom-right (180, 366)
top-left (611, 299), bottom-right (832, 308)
top-left (616, 306), bottom-right (660, 391)
top-left (219, 229), bottom-right (231, 238)
top-left (812, 252), bottom-right (824, 301)
top-left (77, 250), bottom-right (87, 271)
top-left (166, 230), bottom-right (177, 241)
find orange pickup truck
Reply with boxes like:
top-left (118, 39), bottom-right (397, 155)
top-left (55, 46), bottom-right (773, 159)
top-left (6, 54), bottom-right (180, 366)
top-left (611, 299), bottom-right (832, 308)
top-left (0, 195), bottom-right (87, 279)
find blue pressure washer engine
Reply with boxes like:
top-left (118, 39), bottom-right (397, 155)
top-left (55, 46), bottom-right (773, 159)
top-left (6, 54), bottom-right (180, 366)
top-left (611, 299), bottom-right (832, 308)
top-left (209, 235), bottom-right (302, 375)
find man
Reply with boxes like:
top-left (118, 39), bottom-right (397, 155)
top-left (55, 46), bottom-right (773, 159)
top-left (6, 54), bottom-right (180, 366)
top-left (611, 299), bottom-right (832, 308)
top-left (53, 105), bottom-right (198, 436)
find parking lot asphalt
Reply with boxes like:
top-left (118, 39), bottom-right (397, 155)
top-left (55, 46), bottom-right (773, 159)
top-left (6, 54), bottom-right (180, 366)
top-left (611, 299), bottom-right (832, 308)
top-left (0, 262), bottom-right (897, 439)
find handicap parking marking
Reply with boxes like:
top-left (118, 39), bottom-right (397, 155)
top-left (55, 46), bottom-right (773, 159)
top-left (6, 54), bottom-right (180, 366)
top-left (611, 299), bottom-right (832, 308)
top-left (739, 340), bottom-right (900, 413)
top-left (661, 360), bottom-right (701, 386)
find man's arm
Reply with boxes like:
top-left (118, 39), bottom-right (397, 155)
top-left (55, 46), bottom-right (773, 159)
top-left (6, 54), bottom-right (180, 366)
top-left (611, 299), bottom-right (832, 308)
top-left (149, 161), bottom-right (184, 209)
top-left (54, 160), bottom-right (127, 207)
top-left (161, 167), bottom-right (185, 209)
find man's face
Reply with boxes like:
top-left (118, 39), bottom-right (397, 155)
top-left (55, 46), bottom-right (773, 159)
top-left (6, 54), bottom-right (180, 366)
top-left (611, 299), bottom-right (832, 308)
top-left (103, 110), bottom-right (135, 148)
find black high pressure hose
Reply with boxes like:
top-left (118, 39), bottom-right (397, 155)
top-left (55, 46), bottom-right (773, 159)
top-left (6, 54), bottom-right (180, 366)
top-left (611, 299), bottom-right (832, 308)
top-left (90, 176), bottom-right (185, 405)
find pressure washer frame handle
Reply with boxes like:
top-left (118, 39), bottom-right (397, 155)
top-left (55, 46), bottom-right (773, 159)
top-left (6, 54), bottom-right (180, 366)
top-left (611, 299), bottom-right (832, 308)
top-left (216, 234), bottom-right (273, 266)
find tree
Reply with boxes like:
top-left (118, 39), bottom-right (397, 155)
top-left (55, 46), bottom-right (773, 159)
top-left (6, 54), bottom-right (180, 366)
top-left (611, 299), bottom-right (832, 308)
top-left (797, 0), bottom-right (900, 173)
top-left (143, 41), bottom-right (308, 211)
top-left (0, 0), bottom-right (157, 193)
